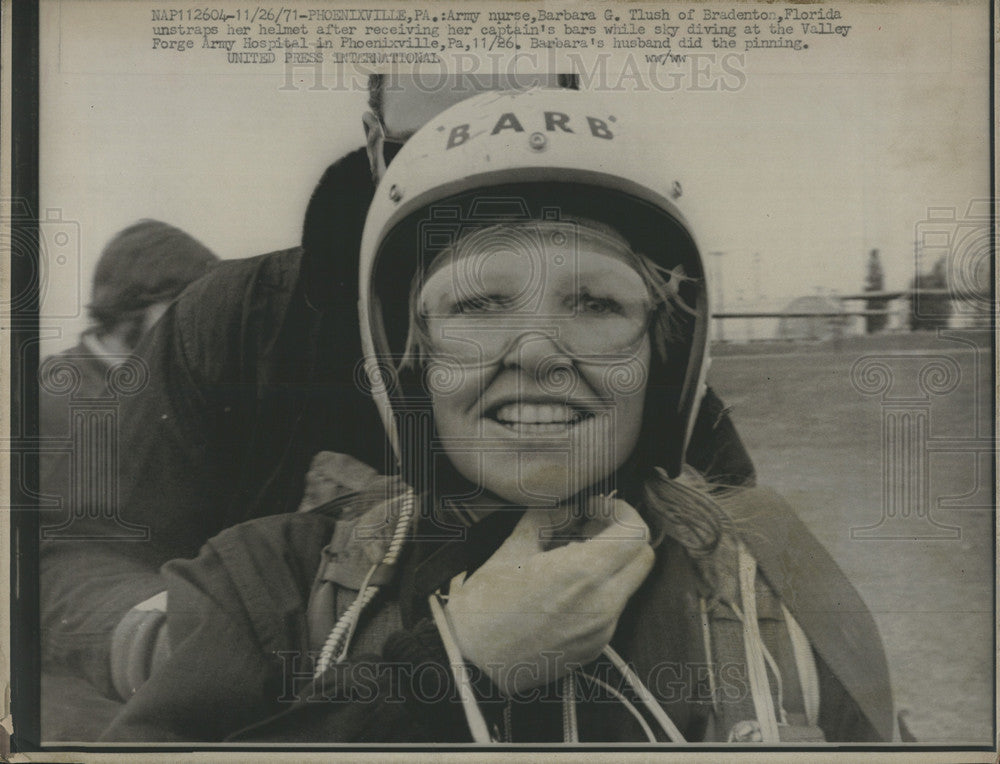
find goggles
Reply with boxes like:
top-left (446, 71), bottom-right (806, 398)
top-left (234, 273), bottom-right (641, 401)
top-left (414, 222), bottom-right (660, 365)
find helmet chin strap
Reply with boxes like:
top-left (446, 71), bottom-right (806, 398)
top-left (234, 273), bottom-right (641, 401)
top-left (361, 110), bottom-right (390, 185)
top-left (682, 354), bottom-right (712, 469)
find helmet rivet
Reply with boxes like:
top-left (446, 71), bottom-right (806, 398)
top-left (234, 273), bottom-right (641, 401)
top-left (671, 181), bottom-right (683, 200)
top-left (389, 185), bottom-right (403, 202)
top-left (529, 132), bottom-right (547, 151)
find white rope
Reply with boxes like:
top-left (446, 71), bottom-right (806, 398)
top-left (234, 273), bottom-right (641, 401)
top-left (562, 672), bottom-right (579, 743)
top-left (602, 645), bottom-right (686, 742)
top-left (782, 603), bottom-right (821, 726)
top-left (314, 490), bottom-right (415, 678)
top-left (382, 490), bottom-right (416, 565)
top-left (760, 637), bottom-right (788, 725)
top-left (736, 542), bottom-right (781, 742)
top-left (699, 596), bottom-right (720, 715)
top-left (725, 598), bottom-right (788, 725)
top-left (425, 598), bottom-right (680, 744)
top-left (334, 582), bottom-right (379, 664)
top-left (315, 577), bottom-right (377, 675)
top-left (428, 592), bottom-right (493, 743)
top-left (577, 671), bottom-right (657, 742)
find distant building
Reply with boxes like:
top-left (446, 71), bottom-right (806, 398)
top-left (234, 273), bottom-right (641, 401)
top-left (864, 249), bottom-right (888, 334)
top-left (777, 295), bottom-right (846, 341)
top-left (909, 256), bottom-right (953, 330)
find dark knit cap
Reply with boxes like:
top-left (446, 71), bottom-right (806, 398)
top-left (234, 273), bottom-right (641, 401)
top-left (87, 220), bottom-right (218, 326)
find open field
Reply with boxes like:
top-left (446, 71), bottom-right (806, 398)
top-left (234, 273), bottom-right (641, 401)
top-left (709, 330), bottom-right (994, 743)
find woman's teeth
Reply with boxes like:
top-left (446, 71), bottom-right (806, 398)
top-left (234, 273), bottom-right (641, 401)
top-left (493, 403), bottom-right (585, 426)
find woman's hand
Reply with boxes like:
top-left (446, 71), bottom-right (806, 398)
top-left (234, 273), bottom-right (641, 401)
top-left (444, 497), bottom-right (655, 696)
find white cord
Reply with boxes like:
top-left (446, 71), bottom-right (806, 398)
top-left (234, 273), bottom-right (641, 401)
top-left (737, 542), bottom-right (781, 742)
top-left (699, 596), bottom-right (720, 715)
top-left (562, 672), bottom-right (579, 743)
top-left (428, 592), bottom-right (493, 743)
top-left (425, 596), bottom-right (686, 743)
top-left (725, 596), bottom-right (793, 727)
top-left (315, 581), bottom-right (376, 676)
top-left (335, 583), bottom-right (378, 664)
top-left (314, 490), bottom-right (415, 678)
top-left (760, 638), bottom-right (788, 725)
top-left (602, 645), bottom-right (687, 742)
top-left (782, 603), bottom-right (820, 726)
top-left (577, 671), bottom-right (657, 742)
top-left (728, 593), bottom-right (788, 725)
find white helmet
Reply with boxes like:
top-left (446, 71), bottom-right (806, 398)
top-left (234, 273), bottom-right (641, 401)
top-left (359, 87), bottom-right (711, 480)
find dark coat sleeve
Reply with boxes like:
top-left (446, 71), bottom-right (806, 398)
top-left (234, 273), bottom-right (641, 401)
top-left (39, 150), bottom-right (387, 699)
top-left (38, 346), bottom-right (165, 697)
top-left (39, 252), bottom-right (301, 695)
top-left (100, 514), bottom-right (467, 743)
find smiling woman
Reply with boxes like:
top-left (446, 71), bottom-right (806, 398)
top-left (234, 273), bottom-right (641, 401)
top-left (416, 218), bottom-right (655, 507)
top-left (99, 87), bottom-right (894, 745)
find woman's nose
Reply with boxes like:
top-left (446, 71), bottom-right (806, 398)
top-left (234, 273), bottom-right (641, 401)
top-left (500, 330), bottom-right (577, 383)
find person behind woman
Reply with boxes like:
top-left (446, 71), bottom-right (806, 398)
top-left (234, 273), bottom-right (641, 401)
top-left (39, 219), bottom-right (218, 739)
top-left (101, 89), bottom-right (894, 744)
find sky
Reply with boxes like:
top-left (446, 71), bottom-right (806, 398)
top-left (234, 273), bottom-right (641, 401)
top-left (38, 1), bottom-right (990, 353)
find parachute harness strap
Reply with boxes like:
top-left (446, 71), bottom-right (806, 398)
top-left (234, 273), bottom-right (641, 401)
top-left (733, 542), bottom-right (782, 741)
top-left (699, 596), bottom-right (721, 715)
top-left (314, 489), bottom-right (416, 678)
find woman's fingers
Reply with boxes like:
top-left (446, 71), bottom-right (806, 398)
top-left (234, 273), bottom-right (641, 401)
top-left (584, 496), bottom-right (651, 540)
top-left (444, 498), bottom-right (656, 696)
top-left (541, 499), bottom-right (652, 577)
top-left (490, 508), bottom-right (554, 559)
top-left (603, 540), bottom-right (656, 604)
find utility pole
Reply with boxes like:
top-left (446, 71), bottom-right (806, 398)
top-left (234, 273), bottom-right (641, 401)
top-left (751, 252), bottom-right (762, 342)
top-left (711, 251), bottom-right (725, 342)
top-left (753, 252), bottom-right (762, 301)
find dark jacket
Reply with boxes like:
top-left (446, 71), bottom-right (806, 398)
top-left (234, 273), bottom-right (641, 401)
top-left (39, 340), bottom-right (119, 497)
top-left (99, 466), bottom-right (891, 743)
top-left (39, 148), bottom-right (756, 704)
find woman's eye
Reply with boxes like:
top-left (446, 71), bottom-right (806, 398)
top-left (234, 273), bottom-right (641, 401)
top-left (448, 294), bottom-right (510, 315)
top-left (576, 293), bottom-right (625, 315)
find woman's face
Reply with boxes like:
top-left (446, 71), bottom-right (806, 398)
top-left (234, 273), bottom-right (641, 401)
top-left (417, 222), bottom-right (652, 507)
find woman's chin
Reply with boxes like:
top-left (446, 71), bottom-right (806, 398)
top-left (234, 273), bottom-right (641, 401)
top-left (481, 475), bottom-right (570, 508)
top-left (484, 469), bottom-right (605, 508)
